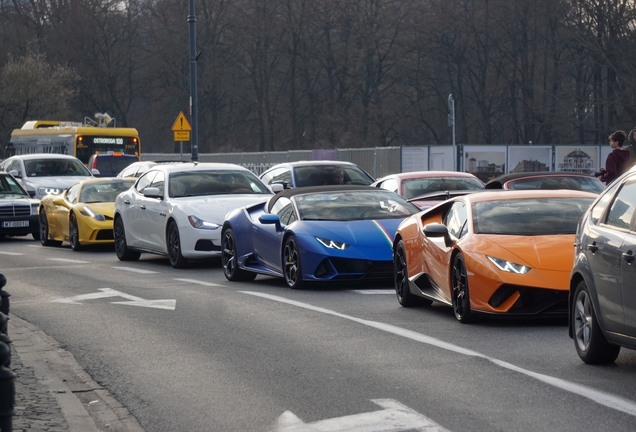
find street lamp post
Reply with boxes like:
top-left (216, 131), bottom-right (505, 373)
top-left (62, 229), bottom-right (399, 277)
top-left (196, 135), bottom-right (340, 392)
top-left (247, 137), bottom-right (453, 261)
top-left (448, 94), bottom-right (456, 170)
top-left (188, 0), bottom-right (199, 162)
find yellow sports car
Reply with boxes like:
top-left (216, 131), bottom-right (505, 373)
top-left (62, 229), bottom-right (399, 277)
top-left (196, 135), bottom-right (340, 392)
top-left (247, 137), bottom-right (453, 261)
top-left (39, 178), bottom-right (135, 250)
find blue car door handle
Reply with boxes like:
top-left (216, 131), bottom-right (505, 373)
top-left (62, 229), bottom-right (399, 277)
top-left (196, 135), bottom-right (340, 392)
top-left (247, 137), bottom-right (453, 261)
top-left (123, 200), bottom-right (130, 205)
top-left (587, 242), bottom-right (598, 253)
top-left (623, 251), bottom-right (635, 264)
top-left (140, 205), bottom-right (146, 210)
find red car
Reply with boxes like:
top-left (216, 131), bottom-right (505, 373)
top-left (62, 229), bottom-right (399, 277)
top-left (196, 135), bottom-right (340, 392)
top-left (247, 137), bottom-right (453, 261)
top-left (371, 171), bottom-right (484, 209)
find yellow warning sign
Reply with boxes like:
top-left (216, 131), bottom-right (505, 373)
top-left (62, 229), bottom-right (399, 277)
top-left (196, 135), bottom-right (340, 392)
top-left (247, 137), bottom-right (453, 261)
top-left (174, 131), bottom-right (190, 141)
top-left (171, 112), bottom-right (192, 132)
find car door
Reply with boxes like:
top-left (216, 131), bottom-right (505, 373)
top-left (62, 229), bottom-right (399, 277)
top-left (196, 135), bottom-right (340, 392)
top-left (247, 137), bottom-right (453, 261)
top-left (121, 171), bottom-right (157, 248)
top-left (52, 184), bottom-right (79, 239)
top-left (252, 197), bottom-right (296, 273)
top-left (585, 180), bottom-right (632, 332)
top-left (142, 171), bottom-right (168, 252)
top-left (613, 178), bottom-right (636, 334)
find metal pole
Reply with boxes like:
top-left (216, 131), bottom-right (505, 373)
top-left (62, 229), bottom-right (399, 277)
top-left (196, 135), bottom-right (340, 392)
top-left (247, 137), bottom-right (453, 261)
top-left (448, 94), bottom-right (456, 171)
top-left (188, 0), bottom-right (199, 162)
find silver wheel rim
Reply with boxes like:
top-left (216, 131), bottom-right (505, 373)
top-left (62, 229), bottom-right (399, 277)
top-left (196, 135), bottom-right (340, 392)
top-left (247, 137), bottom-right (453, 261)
top-left (284, 238), bottom-right (300, 286)
top-left (222, 231), bottom-right (236, 276)
top-left (574, 289), bottom-right (592, 351)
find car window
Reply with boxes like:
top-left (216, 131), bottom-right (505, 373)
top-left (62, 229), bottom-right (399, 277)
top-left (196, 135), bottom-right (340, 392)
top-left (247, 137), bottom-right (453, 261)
top-left (66, 184), bottom-right (80, 204)
top-left (270, 197), bottom-right (296, 225)
top-left (94, 155), bottom-right (138, 176)
top-left (507, 176), bottom-right (604, 193)
top-left (443, 201), bottom-right (468, 238)
top-left (150, 171), bottom-right (165, 195)
top-left (24, 159), bottom-right (90, 177)
top-left (590, 180), bottom-right (622, 224)
top-left (118, 165), bottom-right (139, 178)
top-left (473, 197), bottom-right (595, 235)
top-left (0, 174), bottom-right (27, 195)
top-left (402, 177), bottom-right (483, 199)
top-left (606, 180), bottom-right (636, 230)
top-left (135, 171), bottom-right (158, 193)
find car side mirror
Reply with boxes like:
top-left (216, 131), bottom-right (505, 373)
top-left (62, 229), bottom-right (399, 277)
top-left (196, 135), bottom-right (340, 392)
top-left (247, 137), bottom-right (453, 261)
top-left (423, 223), bottom-right (453, 247)
top-left (259, 214), bottom-right (282, 231)
top-left (9, 170), bottom-right (20, 178)
top-left (52, 196), bottom-right (65, 206)
top-left (143, 187), bottom-right (163, 199)
top-left (91, 168), bottom-right (101, 176)
top-left (270, 183), bottom-right (284, 193)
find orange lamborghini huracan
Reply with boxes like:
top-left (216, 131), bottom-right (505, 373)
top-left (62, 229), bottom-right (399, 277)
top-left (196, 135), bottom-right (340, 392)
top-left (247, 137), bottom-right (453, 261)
top-left (393, 189), bottom-right (597, 322)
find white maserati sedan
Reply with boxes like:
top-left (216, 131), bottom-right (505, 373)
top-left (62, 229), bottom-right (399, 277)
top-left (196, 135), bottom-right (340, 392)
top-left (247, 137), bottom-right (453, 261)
top-left (114, 162), bottom-right (273, 268)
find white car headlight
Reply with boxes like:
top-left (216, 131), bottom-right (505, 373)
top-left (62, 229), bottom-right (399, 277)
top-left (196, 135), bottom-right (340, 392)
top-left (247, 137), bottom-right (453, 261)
top-left (188, 215), bottom-right (220, 230)
top-left (30, 203), bottom-right (39, 215)
top-left (38, 187), bottom-right (63, 196)
top-left (315, 237), bottom-right (349, 250)
top-left (487, 256), bottom-right (531, 274)
top-left (79, 205), bottom-right (106, 221)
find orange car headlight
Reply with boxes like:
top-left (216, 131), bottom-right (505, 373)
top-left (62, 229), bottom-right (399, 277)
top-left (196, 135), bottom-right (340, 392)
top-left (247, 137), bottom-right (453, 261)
top-left (487, 256), bottom-right (531, 274)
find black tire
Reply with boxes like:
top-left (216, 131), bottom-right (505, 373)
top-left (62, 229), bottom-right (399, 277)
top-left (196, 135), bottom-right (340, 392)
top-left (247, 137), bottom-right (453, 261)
top-left (221, 228), bottom-right (257, 281)
top-left (39, 210), bottom-right (62, 247)
top-left (167, 221), bottom-right (188, 269)
top-left (451, 253), bottom-right (474, 323)
top-left (69, 213), bottom-right (83, 251)
top-left (283, 235), bottom-right (306, 289)
top-left (572, 281), bottom-right (620, 364)
top-left (394, 240), bottom-right (431, 307)
top-left (114, 216), bottom-right (140, 261)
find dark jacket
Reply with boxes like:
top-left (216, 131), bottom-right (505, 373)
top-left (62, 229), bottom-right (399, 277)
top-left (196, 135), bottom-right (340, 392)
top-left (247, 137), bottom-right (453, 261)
top-left (600, 148), bottom-right (631, 184)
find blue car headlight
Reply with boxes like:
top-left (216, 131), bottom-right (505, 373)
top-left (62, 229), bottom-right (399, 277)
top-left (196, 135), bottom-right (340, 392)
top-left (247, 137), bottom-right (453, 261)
top-left (38, 186), bottom-right (63, 196)
top-left (79, 205), bottom-right (106, 221)
top-left (188, 215), bottom-right (220, 230)
top-left (315, 236), bottom-right (349, 250)
top-left (487, 256), bottom-right (531, 274)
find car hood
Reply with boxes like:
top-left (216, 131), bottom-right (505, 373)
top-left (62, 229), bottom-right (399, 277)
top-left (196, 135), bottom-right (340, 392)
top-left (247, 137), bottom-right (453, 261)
top-left (22, 177), bottom-right (91, 188)
top-left (0, 194), bottom-right (38, 206)
top-left (301, 219), bottom-right (404, 248)
top-left (479, 234), bottom-right (575, 271)
top-left (178, 195), bottom-right (271, 220)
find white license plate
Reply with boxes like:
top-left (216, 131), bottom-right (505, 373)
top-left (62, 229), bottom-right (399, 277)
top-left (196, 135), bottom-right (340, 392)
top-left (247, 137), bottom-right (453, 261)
top-left (1, 221), bottom-right (29, 228)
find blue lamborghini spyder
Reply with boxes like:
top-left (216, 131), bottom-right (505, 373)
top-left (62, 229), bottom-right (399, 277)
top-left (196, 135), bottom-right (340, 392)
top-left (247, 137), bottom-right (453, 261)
top-left (221, 185), bottom-right (421, 289)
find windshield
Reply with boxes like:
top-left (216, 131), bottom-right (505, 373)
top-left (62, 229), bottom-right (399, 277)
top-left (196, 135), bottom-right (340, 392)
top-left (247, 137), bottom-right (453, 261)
top-left (402, 177), bottom-right (484, 199)
top-left (473, 197), bottom-right (594, 235)
top-left (79, 180), bottom-right (135, 203)
top-left (169, 170), bottom-right (271, 197)
top-left (292, 165), bottom-right (374, 187)
top-left (507, 176), bottom-right (604, 193)
top-left (0, 174), bottom-right (28, 196)
top-left (24, 159), bottom-right (91, 177)
top-left (296, 190), bottom-right (420, 221)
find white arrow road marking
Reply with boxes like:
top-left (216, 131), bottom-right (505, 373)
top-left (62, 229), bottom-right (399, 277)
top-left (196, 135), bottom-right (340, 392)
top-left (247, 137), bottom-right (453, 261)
top-left (243, 291), bottom-right (636, 418)
top-left (274, 399), bottom-right (449, 432)
top-left (112, 266), bottom-right (157, 274)
top-left (174, 278), bottom-right (225, 287)
top-left (47, 258), bottom-right (90, 264)
top-left (0, 251), bottom-right (23, 256)
top-left (350, 289), bottom-right (394, 294)
top-left (52, 288), bottom-right (175, 310)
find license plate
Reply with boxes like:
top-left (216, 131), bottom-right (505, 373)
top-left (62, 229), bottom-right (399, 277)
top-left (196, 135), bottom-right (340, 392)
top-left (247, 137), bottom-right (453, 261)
top-left (1, 221), bottom-right (29, 228)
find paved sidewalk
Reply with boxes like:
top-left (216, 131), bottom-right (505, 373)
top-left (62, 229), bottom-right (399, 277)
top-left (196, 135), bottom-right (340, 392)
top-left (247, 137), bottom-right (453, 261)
top-left (9, 315), bottom-right (144, 432)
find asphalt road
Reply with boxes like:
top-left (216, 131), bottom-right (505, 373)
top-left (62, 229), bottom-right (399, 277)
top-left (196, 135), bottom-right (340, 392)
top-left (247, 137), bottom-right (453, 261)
top-left (2, 235), bottom-right (636, 432)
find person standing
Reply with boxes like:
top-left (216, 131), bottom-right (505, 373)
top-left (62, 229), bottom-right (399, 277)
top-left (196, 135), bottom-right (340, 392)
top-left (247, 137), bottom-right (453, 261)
top-left (624, 126), bottom-right (636, 165)
top-left (598, 130), bottom-right (631, 185)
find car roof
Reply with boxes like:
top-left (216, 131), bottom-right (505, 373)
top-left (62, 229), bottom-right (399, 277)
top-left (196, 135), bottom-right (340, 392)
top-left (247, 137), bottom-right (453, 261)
top-left (459, 189), bottom-right (597, 204)
top-left (266, 185), bottom-right (388, 212)
top-left (153, 162), bottom-right (253, 174)
top-left (263, 160), bottom-right (361, 171)
top-left (6, 154), bottom-right (81, 161)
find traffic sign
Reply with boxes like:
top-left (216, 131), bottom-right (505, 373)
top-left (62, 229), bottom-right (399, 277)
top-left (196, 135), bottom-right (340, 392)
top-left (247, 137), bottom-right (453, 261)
top-left (174, 131), bottom-right (190, 141)
top-left (172, 111), bottom-right (192, 131)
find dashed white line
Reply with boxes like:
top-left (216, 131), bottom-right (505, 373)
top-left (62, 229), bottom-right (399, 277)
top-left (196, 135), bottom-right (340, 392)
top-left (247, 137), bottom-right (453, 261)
top-left (351, 289), bottom-right (394, 294)
top-left (241, 291), bottom-right (636, 418)
top-left (0, 251), bottom-right (23, 256)
top-left (112, 266), bottom-right (157, 274)
top-left (174, 278), bottom-right (225, 287)
top-left (47, 258), bottom-right (90, 264)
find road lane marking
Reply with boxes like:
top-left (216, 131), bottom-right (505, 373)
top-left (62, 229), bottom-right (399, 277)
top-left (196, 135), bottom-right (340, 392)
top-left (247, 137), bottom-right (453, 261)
top-left (112, 266), bottom-right (157, 274)
top-left (274, 399), bottom-right (449, 432)
top-left (350, 289), bottom-right (394, 294)
top-left (47, 258), bottom-right (90, 264)
top-left (0, 251), bottom-right (23, 256)
top-left (241, 291), bottom-right (636, 418)
top-left (52, 288), bottom-right (175, 310)
top-left (174, 278), bottom-right (224, 287)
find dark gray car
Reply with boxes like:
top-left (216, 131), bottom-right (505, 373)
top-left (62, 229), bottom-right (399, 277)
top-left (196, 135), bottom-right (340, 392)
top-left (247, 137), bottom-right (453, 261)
top-left (569, 168), bottom-right (636, 364)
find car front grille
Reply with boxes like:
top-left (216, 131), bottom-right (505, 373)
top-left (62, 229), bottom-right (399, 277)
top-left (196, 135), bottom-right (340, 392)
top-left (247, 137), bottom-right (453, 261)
top-left (0, 204), bottom-right (30, 218)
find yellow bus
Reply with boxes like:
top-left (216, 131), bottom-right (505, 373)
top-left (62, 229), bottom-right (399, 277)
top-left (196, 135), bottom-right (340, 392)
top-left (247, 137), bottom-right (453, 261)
top-left (6, 113), bottom-right (140, 164)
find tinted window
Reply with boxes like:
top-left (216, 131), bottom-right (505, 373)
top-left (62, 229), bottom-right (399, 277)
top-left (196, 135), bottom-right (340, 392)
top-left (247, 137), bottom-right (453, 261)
top-left (150, 172), bottom-right (165, 196)
top-left (271, 197), bottom-right (296, 225)
top-left (606, 181), bottom-right (636, 230)
top-left (168, 170), bottom-right (271, 197)
top-left (80, 180), bottom-right (134, 203)
top-left (66, 184), bottom-right (80, 204)
top-left (135, 171), bottom-right (157, 193)
top-left (402, 177), bottom-right (483, 199)
top-left (293, 165), bottom-right (374, 187)
top-left (24, 159), bottom-right (90, 177)
top-left (0, 174), bottom-right (27, 195)
top-left (444, 201), bottom-right (468, 238)
top-left (507, 176), bottom-right (604, 193)
top-left (473, 197), bottom-right (594, 235)
top-left (92, 155), bottom-right (138, 176)
top-left (590, 180), bottom-right (622, 224)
